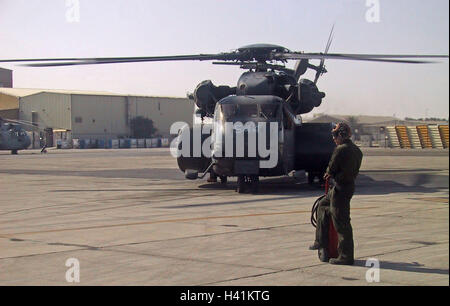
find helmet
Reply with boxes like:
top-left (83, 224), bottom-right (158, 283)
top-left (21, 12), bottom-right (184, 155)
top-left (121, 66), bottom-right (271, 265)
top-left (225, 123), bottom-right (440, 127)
top-left (332, 122), bottom-right (352, 139)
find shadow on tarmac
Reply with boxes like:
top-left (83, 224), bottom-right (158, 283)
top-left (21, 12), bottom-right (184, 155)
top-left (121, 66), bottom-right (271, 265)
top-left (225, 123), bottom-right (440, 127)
top-left (197, 171), bottom-right (448, 197)
top-left (354, 259), bottom-right (449, 276)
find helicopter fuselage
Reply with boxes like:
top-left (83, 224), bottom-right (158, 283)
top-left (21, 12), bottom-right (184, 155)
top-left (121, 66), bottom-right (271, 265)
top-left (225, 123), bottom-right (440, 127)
top-left (176, 69), bottom-right (335, 190)
top-left (211, 95), bottom-right (286, 177)
top-left (0, 123), bottom-right (31, 154)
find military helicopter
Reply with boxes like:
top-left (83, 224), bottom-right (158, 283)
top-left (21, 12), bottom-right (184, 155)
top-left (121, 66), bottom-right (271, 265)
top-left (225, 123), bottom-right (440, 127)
top-left (0, 117), bottom-right (32, 154)
top-left (1, 36), bottom-right (447, 192)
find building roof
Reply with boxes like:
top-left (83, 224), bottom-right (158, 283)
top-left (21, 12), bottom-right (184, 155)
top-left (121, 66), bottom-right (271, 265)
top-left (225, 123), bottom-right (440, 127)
top-left (307, 114), bottom-right (401, 125)
top-left (0, 87), bottom-right (190, 100)
top-left (0, 87), bottom-right (127, 98)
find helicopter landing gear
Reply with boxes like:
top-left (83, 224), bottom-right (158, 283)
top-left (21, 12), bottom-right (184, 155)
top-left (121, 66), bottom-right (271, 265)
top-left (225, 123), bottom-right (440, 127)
top-left (237, 176), bottom-right (246, 194)
top-left (236, 175), bottom-right (259, 194)
top-left (307, 172), bottom-right (316, 185)
top-left (11, 150), bottom-right (18, 155)
top-left (220, 176), bottom-right (227, 185)
top-left (307, 171), bottom-right (326, 186)
top-left (250, 175), bottom-right (259, 194)
top-left (207, 171), bottom-right (218, 183)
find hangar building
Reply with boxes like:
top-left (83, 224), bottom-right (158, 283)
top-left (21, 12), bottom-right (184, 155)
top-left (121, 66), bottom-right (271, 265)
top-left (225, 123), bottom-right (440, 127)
top-left (0, 68), bottom-right (13, 88)
top-left (0, 88), bottom-right (194, 141)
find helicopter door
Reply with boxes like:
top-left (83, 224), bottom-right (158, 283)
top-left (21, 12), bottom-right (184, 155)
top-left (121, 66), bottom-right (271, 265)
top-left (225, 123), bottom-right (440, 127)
top-left (282, 107), bottom-right (295, 174)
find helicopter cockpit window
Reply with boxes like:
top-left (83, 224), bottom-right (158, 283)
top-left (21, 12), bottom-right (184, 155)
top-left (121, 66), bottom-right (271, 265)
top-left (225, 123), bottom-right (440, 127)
top-left (221, 104), bottom-right (238, 120)
top-left (221, 103), bottom-right (277, 120)
top-left (260, 104), bottom-right (279, 119)
top-left (237, 104), bottom-right (258, 118)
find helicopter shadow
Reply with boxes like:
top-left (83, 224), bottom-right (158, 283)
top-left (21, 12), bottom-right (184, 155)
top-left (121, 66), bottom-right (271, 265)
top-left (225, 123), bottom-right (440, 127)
top-left (355, 170), bottom-right (448, 196)
top-left (197, 169), bottom-right (448, 197)
top-left (198, 176), bottom-right (324, 196)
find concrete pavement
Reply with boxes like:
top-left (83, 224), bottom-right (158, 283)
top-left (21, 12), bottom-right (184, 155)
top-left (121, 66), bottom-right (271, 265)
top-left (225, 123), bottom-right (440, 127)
top-left (0, 148), bottom-right (448, 285)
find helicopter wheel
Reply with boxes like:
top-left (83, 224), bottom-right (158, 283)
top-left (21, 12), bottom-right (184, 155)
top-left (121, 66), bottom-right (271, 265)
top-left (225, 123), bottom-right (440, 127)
top-left (237, 176), bottom-right (246, 194)
top-left (250, 176), bottom-right (259, 194)
top-left (220, 176), bottom-right (227, 185)
top-left (11, 150), bottom-right (18, 155)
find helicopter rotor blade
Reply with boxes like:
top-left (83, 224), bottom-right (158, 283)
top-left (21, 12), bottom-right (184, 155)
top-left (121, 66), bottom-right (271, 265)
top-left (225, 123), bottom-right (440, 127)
top-left (324, 25), bottom-right (335, 54)
top-left (315, 24), bottom-right (335, 84)
top-left (0, 118), bottom-right (64, 131)
top-left (0, 53), bottom-right (239, 67)
top-left (1, 49), bottom-right (447, 67)
top-left (279, 52), bottom-right (448, 63)
top-left (15, 53), bottom-right (446, 67)
top-left (1, 118), bottom-right (39, 128)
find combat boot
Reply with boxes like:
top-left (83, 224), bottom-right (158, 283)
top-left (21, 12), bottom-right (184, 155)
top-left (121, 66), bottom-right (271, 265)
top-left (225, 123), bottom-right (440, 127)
top-left (329, 257), bottom-right (354, 265)
top-left (318, 248), bottom-right (329, 262)
top-left (309, 242), bottom-right (320, 250)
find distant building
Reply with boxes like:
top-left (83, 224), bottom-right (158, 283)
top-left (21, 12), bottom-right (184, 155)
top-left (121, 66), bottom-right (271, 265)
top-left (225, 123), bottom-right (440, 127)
top-left (0, 68), bottom-right (13, 88)
top-left (0, 88), bottom-right (194, 141)
top-left (307, 113), bottom-right (447, 126)
top-left (306, 114), bottom-right (407, 126)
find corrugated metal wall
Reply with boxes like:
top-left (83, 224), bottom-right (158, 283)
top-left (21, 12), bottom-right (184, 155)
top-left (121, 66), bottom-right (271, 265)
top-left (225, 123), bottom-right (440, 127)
top-left (0, 68), bottom-right (13, 88)
top-left (71, 94), bottom-right (128, 139)
top-left (19, 92), bottom-right (71, 131)
top-left (18, 92), bottom-right (194, 140)
top-left (133, 97), bottom-right (194, 137)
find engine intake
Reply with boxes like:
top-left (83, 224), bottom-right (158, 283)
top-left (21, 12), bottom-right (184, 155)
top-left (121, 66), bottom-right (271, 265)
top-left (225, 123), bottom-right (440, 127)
top-left (194, 80), bottom-right (236, 116)
top-left (295, 79), bottom-right (326, 114)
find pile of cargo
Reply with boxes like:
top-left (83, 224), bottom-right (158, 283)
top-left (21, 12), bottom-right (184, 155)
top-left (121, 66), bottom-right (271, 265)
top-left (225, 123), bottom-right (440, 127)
top-left (386, 125), bottom-right (449, 149)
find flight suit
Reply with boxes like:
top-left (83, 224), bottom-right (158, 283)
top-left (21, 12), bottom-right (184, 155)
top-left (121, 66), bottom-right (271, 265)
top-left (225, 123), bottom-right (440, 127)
top-left (314, 138), bottom-right (363, 262)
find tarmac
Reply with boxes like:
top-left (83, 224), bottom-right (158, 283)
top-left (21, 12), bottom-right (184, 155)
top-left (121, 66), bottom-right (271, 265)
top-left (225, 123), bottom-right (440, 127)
top-left (0, 147), bottom-right (448, 286)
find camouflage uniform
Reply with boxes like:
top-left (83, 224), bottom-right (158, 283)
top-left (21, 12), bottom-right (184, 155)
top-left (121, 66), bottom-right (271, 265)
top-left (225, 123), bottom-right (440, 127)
top-left (314, 138), bottom-right (363, 262)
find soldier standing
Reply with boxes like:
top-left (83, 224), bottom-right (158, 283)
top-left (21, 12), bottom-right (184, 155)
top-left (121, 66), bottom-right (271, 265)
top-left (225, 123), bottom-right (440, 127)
top-left (309, 122), bottom-right (363, 265)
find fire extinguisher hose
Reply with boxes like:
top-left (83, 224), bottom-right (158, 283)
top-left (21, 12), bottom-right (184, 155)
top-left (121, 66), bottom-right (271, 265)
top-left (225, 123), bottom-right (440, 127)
top-left (311, 178), bottom-right (330, 228)
top-left (311, 194), bottom-right (324, 228)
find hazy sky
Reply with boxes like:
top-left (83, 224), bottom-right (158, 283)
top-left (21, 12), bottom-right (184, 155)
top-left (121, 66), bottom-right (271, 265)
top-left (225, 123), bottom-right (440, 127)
top-left (0, 0), bottom-right (448, 119)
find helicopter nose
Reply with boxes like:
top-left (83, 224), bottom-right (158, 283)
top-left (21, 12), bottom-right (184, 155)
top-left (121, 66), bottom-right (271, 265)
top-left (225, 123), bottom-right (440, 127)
top-left (24, 135), bottom-right (31, 148)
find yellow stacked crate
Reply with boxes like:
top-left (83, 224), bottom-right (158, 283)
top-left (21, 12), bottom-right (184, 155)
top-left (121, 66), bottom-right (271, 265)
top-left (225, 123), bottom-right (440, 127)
top-left (416, 125), bottom-right (433, 148)
top-left (439, 125), bottom-right (449, 149)
top-left (395, 125), bottom-right (411, 149)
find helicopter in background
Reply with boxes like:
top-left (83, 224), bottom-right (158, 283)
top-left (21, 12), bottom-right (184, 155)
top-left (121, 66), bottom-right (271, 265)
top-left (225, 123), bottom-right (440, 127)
top-left (0, 117), bottom-right (32, 154)
top-left (1, 33), bottom-right (447, 191)
top-left (0, 116), bottom-right (64, 155)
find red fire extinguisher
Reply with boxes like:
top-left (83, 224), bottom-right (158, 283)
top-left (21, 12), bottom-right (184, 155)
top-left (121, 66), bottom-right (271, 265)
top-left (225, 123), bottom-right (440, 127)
top-left (326, 178), bottom-right (339, 259)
